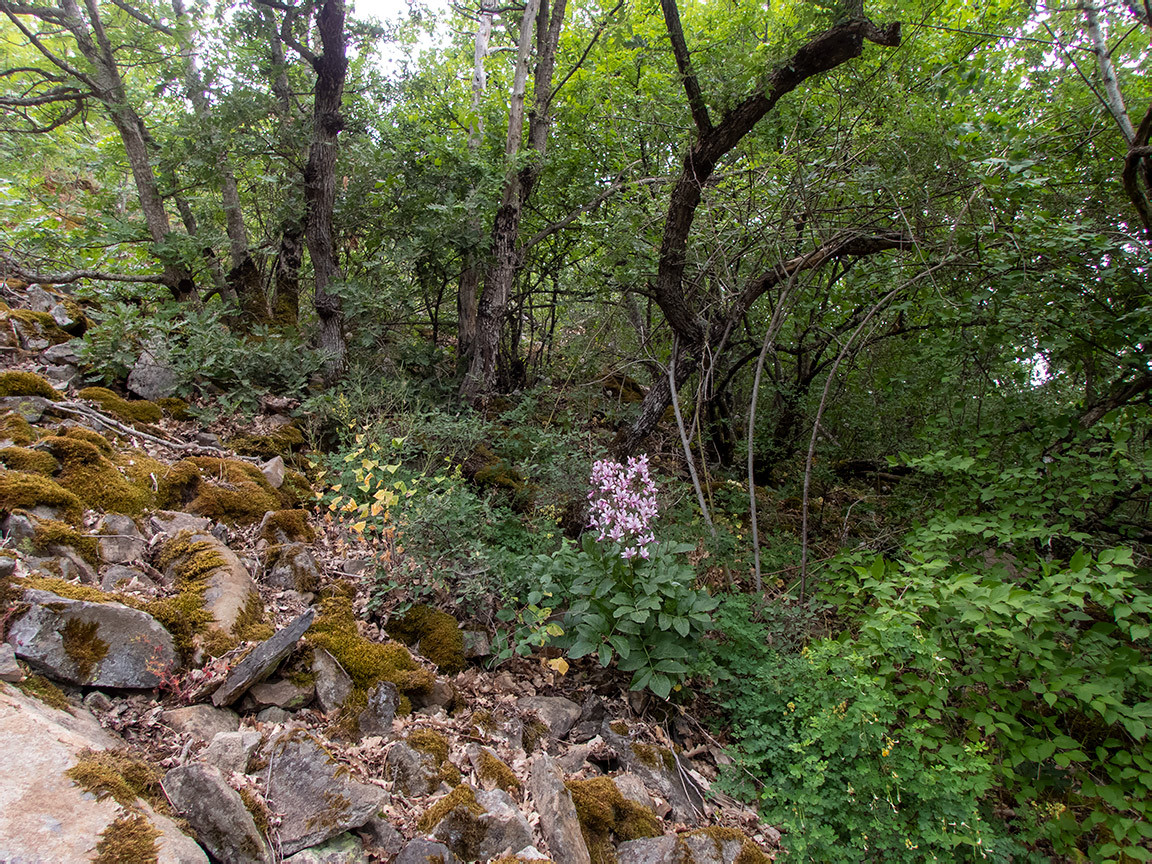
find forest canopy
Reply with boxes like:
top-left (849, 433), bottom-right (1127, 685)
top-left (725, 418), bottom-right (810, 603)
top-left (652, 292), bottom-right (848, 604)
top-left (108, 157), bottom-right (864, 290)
top-left (1, 0), bottom-right (1151, 859)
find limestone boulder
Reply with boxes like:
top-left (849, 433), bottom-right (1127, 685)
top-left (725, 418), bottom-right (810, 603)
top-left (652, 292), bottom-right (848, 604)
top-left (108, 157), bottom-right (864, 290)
top-left (423, 786), bottom-right (534, 862)
top-left (529, 753), bottom-right (590, 864)
top-left (95, 513), bottom-right (146, 565)
top-left (0, 685), bottom-right (206, 864)
top-left (162, 704), bottom-right (240, 743)
top-left (357, 680), bottom-right (399, 738)
top-left (7, 588), bottom-right (177, 688)
top-left (127, 348), bottom-right (179, 401)
top-left (158, 531), bottom-right (262, 635)
top-left (517, 695), bottom-right (582, 741)
top-left (311, 647), bottom-right (353, 714)
top-left (200, 730), bottom-right (262, 775)
top-left (283, 832), bottom-right (367, 864)
top-left (264, 544), bottom-right (322, 593)
top-left (394, 838), bottom-right (459, 864)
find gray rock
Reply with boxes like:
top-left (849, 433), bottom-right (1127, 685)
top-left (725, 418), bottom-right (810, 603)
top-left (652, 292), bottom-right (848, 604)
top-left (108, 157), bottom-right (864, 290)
top-left (7, 588), bottom-right (177, 688)
top-left (261, 456), bottom-right (286, 489)
top-left (677, 831), bottom-right (748, 864)
top-left (263, 730), bottom-right (387, 856)
top-left (200, 730), bottom-right (263, 775)
top-left (50, 301), bottom-right (82, 333)
top-left (265, 544), bottom-right (322, 593)
top-left (0, 394), bottom-right (56, 423)
top-left (159, 531), bottom-right (262, 635)
top-left (212, 608), bottom-right (315, 707)
top-left (101, 563), bottom-right (158, 593)
top-left (569, 695), bottom-right (607, 743)
top-left (358, 680), bottom-right (399, 737)
top-left (10, 316), bottom-right (51, 351)
top-left (425, 786), bottom-right (534, 862)
top-left (600, 724), bottom-right (705, 825)
top-left (0, 641), bottom-right (24, 682)
top-left (312, 647), bottom-right (353, 714)
top-left (27, 546), bottom-right (98, 584)
top-left (613, 773), bottom-right (655, 811)
top-left (616, 836), bottom-right (680, 864)
top-left (516, 847), bottom-right (552, 860)
top-left (96, 513), bottom-right (146, 564)
top-left (42, 340), bottom-right (83, 366)
top-left (0, 685), bottom-right (205, 864)
top-left (461, 629), bottom-right (491, 659)
top-left (82, 690), bottom-right (113, 712)
top-left (41, 363), bottom-right (79, 386)
top-left (150, 511), bottom-right (212, 536)
top-left (283, 832), bottom-right (367, 864)
top-left (247, 677), bottom-right (315, 710)
top-left (384, 741), bottom-right (442, 797)
top-left (256, 705), bottom-right (292, 723)
top-left (529, 753), bottom-right (590, 864)
top-left (3, 512), bottom-right (36, 545)
top-left (127, 348), bottom-right (179, 400)
top-left (0, 554), bottom-right (14, 578)
top-left (356, 815), bottom-right (403, 856)
top-left (25, 285), bottom-right (55, 312)
top-left (163, 762), bottom-right (273, 864)
top-left (163, 705), bottom-right (241, 742)
top-left (517, 696), bottom-right (582, 740)
top-left (412, 677), bottom-right (457, 713)
top-left (394, 838), bottom-right (460, 864)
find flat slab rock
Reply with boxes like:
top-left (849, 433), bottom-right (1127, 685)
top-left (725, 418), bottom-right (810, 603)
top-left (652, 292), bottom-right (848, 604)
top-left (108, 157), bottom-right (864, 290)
top-left (263, 730), bottom-right (387, 856)
top-left (0, 685), bottom-right (206, 864)
top-left (212, 608), bottom-right (314, 707)
top-left (163, 762), bottom-right (272, 864)
top-left (7, 588), bottom-right (177, 688)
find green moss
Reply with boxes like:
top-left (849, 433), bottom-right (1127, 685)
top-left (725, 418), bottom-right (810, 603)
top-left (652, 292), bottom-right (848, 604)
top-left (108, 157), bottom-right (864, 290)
top-left (93, 812), bottom-right (160, 864)
top-left (0, 446), bottom-right (57, 475)
top-left (59, 426), bottom-right (115, 455)
top-left (0, 470), bottom-right (84, 522)
top-left (385, 605), bottom-right (465, 675)
top-left (409, 729), bottom-right (462, 787)
top-left (231, 590), bottom-right (273, 643)
top-left (77, 387), bottom-right (163, 425)
top-left (307, 596), bottom-right (434, 714)
top-left (469, 709), bottom-right (497, 736)
top-left (609, 720), bottom-right (630, 736)
top-left (566, 777), bottom-right (662, 864)
top-left (228, 425), bottom-right (305, 458)
top-left (0, 370), bottom-right (62, 400)
top-left (15, 672), bottom-right (72, 711)
top-left (159, 457), bottom-right (281, 525)
top-left (522, 717), bottom-right (549, 754)
top-left (416, 783), bottom-right (485, 833)
top-left (0, 413), bottom-right (36, 445)
top-left (33, 519), bottom-right (100, 565)
top-left (278, 469), bottom-right (313, 508)
top-left (66, 748), bottom-right (168, 811)
top-left (238, 787), bottom-right (271, 838)
top-left (8, 309), bottom-right (70, 345)
top-left (280, 646), bottom-right (317, 689)
top-left (61, 617), bottom-right (108, 680)
top-left (156, 398), bottom-right (190, 421)
top-left (148, 532), bottom-right (235, 660)
top-left (259, 509), bottom-right (316, 544)
top-left (36, 435), bottom-right (152, 515)
top-left (686, 827), bottom-right (771, 864)
top-left (476, 748), bottom-right (521, 794)
top-left (630, 743), bottom-right (677, 773)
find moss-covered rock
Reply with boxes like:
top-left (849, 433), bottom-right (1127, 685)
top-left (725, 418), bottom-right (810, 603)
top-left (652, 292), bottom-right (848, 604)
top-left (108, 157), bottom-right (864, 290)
top-left (6, 309), bottom-right (71, 346)
top-left (385, 605), bottom-right (465, 675)
top-left (77, 387), bottom-right (163, 425)
top-left (0, 446), bottom-right (58, 475)
top-left (155, 397), bottom-right (190, 421)
top-left (0, 470), bottom-right (85, 522)
top-left (65, 747), bottom-right (168, 811)
top-left (93, 812), bottom-right (160, 864)
top-left (258, 509), bottom-right (316, 545)
top-left (307, 595), bottom-right (434, 717)
top-left (227, 425), bottom-right (304, 459)
top-left (35, 435), bottom-right (152, 515)
top-left (409, 729), bottom-right (462, 787)
top-left (14, 672), bottom-right (71, 711)
top-left (0, 413), bottom-right (36, 445)
top-left (33, 518), bottom-right (100, 566)
top-left (58, 425), bottom-right (115, 456)
top-left (474, 748), bottom-right (521, 795)
top-left (0, 371), bottom-right (62, 400)
top-left (566, 776), bottom-right (662, 864)
top-left (416, 784), bottom-right (485, 833)
top-left (158, 457), bottom-right (282, 525)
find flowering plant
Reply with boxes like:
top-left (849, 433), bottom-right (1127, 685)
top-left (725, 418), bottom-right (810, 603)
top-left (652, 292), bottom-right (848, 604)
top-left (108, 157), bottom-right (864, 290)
top-left (528, 455), bottom-right (717, 698)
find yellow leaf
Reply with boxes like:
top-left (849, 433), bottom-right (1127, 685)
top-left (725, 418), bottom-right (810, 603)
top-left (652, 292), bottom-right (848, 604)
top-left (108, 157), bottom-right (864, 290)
top-left (331, 484), bottom-right (342, 492)
top-left (385, 463), bottom-right (400, 474)
top-left (370, 502), bottom-right (383, 516)
top-left (547, 658), bottom-right (569, 675)
top-left (351, 520), bottom-right (367, 533)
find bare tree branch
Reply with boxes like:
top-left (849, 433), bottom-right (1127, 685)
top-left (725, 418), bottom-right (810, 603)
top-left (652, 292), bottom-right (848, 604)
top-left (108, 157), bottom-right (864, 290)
top-left (107, 0), bottom-right (174, 35)
top-left (659, 0), bottom-right (711, 134)
top-left (1, 253), bottom-right (170, 286)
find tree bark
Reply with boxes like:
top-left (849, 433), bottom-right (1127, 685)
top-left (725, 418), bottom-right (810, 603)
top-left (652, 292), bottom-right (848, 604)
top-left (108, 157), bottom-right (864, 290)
top-left (460, 0), bottom-right (568, 400)
top-left (300, 0), bottom-right (349, 379)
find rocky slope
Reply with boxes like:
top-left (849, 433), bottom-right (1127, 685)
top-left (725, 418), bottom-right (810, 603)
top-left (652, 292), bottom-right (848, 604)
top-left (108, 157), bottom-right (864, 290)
top-left (0, 283), bottom-right (780, 864)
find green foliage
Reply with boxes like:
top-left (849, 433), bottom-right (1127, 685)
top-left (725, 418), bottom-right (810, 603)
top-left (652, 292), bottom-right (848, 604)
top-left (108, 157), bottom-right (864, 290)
top-left (530, 536), bottom-right (717, 698)
top-left (820, 548), bottom-right (1152, 862)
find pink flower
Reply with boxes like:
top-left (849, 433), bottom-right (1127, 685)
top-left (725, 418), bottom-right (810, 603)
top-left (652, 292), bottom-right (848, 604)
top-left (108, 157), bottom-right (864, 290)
top-left (587, 455), bottom-right (658, 560)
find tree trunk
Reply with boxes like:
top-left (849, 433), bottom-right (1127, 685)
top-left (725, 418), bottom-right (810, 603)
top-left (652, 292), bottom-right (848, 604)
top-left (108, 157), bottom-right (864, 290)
top-left (457, 0), bottom-right (495, 367)
top-left (460, 0), bottom-right (568, 400)
top-left (302, 0), bottom-right (349, 379)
